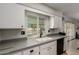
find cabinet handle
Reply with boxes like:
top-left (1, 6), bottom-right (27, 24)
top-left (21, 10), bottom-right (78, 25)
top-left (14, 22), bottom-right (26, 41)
top-left (30, 50), bottom-right (34, 53)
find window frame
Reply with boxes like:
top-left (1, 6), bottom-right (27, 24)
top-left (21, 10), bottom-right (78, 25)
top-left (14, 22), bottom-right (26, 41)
top-left (25, 11), bottom-right (49, 38)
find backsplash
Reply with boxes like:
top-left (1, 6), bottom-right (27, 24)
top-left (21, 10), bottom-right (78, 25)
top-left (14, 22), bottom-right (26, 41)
top-left (0, 29), bottom-right (59, 41)
top-left (0, 29), bottom-right (26, 41)
top-left (0, 28), bottom-right (60, 41)
top-left (48, 28), bottom-right (60, 35)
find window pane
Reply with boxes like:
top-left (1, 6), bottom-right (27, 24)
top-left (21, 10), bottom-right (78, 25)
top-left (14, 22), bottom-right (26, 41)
top-left (39, 17), bottom-right (45, 35)
top-left (27, 15), bottom-right (37, 36)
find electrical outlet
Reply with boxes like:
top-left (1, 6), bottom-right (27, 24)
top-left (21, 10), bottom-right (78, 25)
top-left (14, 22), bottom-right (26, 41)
top-left (48, 30), bottom-right (50, 32)
top-left (21, 31), bottom-right (25, 35)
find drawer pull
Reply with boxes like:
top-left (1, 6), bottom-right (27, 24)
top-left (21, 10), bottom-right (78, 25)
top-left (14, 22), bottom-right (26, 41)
top-left (30, 50), bottom-right (34, 53)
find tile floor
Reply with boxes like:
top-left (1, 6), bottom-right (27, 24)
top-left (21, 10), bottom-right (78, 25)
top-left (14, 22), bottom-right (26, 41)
top-left (62, 50), bottom-right (79, 55)
top-left (62, 39), bottom-right (79, 55)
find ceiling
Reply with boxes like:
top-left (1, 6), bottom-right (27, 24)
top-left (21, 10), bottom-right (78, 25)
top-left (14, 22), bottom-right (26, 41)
top-left (45, 3), bottom-right (79, 20)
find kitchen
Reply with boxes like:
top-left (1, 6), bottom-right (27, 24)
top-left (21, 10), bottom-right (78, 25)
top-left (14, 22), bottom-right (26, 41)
top-left (0, 3), bottom-right (79, 55)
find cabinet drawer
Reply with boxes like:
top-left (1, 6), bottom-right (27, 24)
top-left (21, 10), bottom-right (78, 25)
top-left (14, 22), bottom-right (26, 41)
top-left (26, 47), bottom-right (39, 55)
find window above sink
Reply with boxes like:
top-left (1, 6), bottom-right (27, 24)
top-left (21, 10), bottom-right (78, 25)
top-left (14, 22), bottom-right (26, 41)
top-left (25, 11), bottom-right (50, 38)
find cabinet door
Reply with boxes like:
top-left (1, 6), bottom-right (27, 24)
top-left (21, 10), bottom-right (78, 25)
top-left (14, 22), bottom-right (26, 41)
top-left (68, 39), bottom-right (76, 54)
top-left (40, 45), bottom-right (49, 55)
top-left (26, 47), bottom-right (39, 55)
top-left (0, 4), bottom-right (25, 29)
top-left (50, 16), bottom-right (54, 28)
top-left (40, 41), bottom-right (56, 55)
top-left (50, 16), bottom-right (62, 29)
top-left (49, 44), bottom-right (56, 55)
top-left (22, 49), bottom-right (28, 55)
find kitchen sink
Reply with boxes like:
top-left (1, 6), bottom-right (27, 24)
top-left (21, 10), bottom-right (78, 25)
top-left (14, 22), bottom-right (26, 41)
top-left (36, 37), bottom-right (52, 42)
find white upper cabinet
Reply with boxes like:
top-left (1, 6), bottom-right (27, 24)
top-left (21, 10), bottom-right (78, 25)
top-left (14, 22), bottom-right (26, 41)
top-left (49, 15), bottom-right (62, 29)
top-left (0, 4), bottom-right (25, 29)
top-left (57, 16), bottom-right (63, 32)
top-left (49, 16), bottom-right (55, 28)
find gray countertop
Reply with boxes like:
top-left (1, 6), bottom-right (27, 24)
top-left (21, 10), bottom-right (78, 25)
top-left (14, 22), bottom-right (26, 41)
top-left (0, 34), bottom-right (66, 55)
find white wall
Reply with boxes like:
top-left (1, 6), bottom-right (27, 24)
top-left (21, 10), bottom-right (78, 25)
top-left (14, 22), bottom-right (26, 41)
top-left (19, 3), bottom-right (63, 17)
top-left (0, 3), bottom-right (63, 41)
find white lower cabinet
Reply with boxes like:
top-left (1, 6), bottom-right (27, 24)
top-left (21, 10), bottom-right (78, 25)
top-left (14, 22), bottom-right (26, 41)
top-left (65, 37), bottom-right (77, 54)
top-left (22, 41), bottom-right (57, 55)
top-left (22, 49), bottom-right (28, 55)
top-left (7, 42), bottom-right (57, 55)
top-left (23, 47), bottom-right (39, 55)
top-left (40, 41), bottom-right (56, 55)
top-left (68, 39), bottom-right (76, 54)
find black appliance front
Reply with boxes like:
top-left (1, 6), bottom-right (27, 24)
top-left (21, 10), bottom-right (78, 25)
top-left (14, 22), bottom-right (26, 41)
top-left (57, 38), bottom-right (64, 55)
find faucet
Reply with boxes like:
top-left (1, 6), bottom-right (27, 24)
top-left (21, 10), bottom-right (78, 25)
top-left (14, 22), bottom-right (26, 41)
top-left (40, 28), bottom-right (43, 38)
